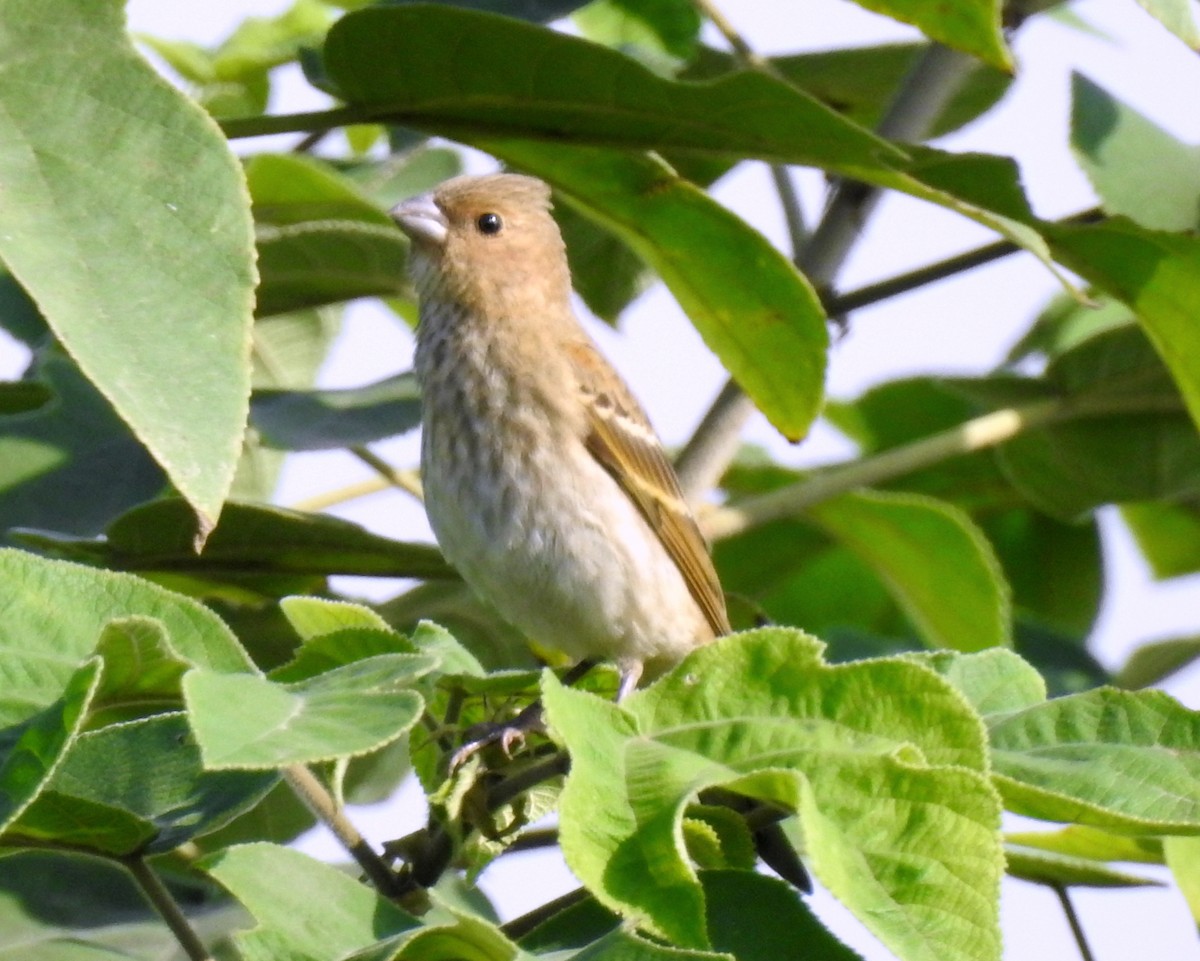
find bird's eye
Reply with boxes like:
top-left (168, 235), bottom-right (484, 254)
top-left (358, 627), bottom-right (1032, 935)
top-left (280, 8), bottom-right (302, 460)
top-left (475, 212), bottom-right (503, 236)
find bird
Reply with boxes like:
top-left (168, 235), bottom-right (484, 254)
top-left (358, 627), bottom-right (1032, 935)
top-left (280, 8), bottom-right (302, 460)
top-left (391, 173), bottom-right (730, 703)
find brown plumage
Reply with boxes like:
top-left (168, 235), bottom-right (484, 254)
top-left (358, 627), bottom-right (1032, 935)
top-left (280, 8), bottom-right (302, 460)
top-left (392, 173), bottom-right (728, 697)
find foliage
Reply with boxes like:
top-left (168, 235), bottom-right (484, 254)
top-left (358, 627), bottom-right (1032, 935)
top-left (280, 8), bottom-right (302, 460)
top-left (2, 1), bottom-right (1199, 960)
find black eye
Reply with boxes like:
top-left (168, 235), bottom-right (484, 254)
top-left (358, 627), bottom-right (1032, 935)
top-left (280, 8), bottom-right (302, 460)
top-left (476, 212), bottom-right (503, 235)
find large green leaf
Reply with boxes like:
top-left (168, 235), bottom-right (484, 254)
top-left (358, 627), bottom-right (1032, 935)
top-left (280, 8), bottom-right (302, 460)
top-left (1070, 73), bottom-right (1200, 232)
top-left (989, 688), bottom-right (1200, 834)
top-left (1120, 500), bottom-right (1200, 579)
top-left (808, 490), bottom-right (1011, 652)
top-left (0, 660), bottom-right (100, 834)
top-left (684, 43), bottom-right (1011, 140)
top-left (184, 653), bottom-right (433, 768)
top-left (546, 628), bottom-right (1002, 961)
top-left (11, 713), bottom-right (276, 855)
top-left (21, 498), bottom-right (454, 581)
top-left (251, 372), bottom-right (422, 450)
top-left (315, 5), bottom-right (1063, 291)
top-left (0, 0), bottom-right (256, 535)
top-left (255, 220), bottom-right (409, 317)
top-left (203, 843), bottom-right (418, 961)
top-left (0, 355), bottom-right (165, 541)
top-left (0, 548), bottom-right (250, 732)
top-left (1046, 218), bottom-right (1200, 434)
top-left (997, 325), bottom-right (1200, 519)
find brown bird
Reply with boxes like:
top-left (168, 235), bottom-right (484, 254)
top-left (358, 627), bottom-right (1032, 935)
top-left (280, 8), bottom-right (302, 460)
top-left (391, 173), bottom-right (729, 701)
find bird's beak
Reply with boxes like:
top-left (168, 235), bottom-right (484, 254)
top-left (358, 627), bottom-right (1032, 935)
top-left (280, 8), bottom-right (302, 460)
top-left (390, 193), bottom-right (448, 247)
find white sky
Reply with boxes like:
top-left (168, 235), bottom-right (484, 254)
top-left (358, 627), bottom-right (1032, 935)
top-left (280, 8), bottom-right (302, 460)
top-left (54, 1), bottom-right (1200, 957)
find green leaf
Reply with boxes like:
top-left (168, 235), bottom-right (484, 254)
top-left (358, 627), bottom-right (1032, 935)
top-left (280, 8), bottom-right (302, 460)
top-left (1046, 218), bottom-right (1200, 434)
top-left (1132, 0), bottom-right (1200, 49)
top-left (269, 627), bottom-right (416, 683)
top-left (0, 0), bottom-right (256, 534)
top-left (0, 660), bottom-right (101, 834)
top-left (184, 654), bottom-right (433, 768)
top-left (0, 380), bottom-right (51, 415)
top-left (26, 498), bottom-right (454, 581)
top-left (807, 490), bottom-right (1012, 652)
top-left (989, 688), bottom-right (1200, 834)
top-left (255, 220), bottom-right (409, 317)
top-left (848, 0), bottom-right (1011, 71)
top-left (251, 371), bottom-right (422, 450)
top-left (1164, 835), bottom-right (1200, 926)
top-left (997, 325), bottom-right (1200, 519)
top-left (1120, 500), bottom-right (1200, 579)
top-left (546, 628), bottom-right (1002, 960)
top-left (1113, 635), bottom-right (1200, 690)
top-left (89, 616), bottom-right (190, 726)
top-left (316, 6), bottom-right (1059, 278)
top-left (574, 0), bottom-right (702, 61)
top-left (907, 648), bottom-right (1046, 716)
top-left (280, 595), bottom-right (392, 639)
top-left (1005, 825), bottom-right (1163, 865)
top-left (343, 908), bottom-right (521, 961)
top-left (0, 548), bottom-right (250, 731)
top-left (1070, 73), bottom-right (1200, 231)
top-left (247, 152), bottom-right (393, 227)
top-left (14, 713), bottom-right (276, 854)
top-left (683, 43), bottom-right (1011, 140)
top-left (556, 201), bottom-right (651, 324)
top-left (1003, 845), bottom-right (1162, 888)
top-left (0, 850), bottom-right (244, 961)
top-left (703, 870), bottom-right (864, 961)
top-left (203, 842), bottom-right (417, 961)
top-left (491, 145), bottom-right (827, 440)
top-left (0, 354), bottom-right (166, 540)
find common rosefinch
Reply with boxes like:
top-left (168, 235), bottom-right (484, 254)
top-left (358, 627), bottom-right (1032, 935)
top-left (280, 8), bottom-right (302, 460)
top-left (392, 173), bottom-right (729, 700)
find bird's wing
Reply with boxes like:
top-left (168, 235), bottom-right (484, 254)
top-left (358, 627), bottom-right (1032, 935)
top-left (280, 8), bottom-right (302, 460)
top-left (567, 341), bottom-right (730, 636)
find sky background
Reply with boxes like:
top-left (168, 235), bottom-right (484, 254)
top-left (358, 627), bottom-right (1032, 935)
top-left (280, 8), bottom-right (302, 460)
top-left (33, 1), bottom-right (1200, 957)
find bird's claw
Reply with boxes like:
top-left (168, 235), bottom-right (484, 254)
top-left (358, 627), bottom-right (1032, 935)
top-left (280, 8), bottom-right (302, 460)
top-left (448, 702), bottom-right (545, 772)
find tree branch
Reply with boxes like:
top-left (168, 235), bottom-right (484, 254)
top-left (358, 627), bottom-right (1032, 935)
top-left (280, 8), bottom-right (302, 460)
top-left (282, 764), bottom-right (403, 897)
top-left (124, 856), bottom-right (214, 961)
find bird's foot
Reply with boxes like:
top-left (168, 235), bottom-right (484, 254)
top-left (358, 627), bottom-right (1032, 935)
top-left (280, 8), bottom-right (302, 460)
top-left (448, 700), bottom-right (545, 772)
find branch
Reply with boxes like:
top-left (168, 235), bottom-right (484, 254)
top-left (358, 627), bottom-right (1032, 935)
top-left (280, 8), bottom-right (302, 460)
top-left (701, 393), bottom-right (1182, 541)
top-left (1052, 884), bottom-right (1097, 961)
top-left (282, 764), bottom-right (402, 897)
top-left (124, 856), bottom-right (214, 961)
top-left (352, 446), bottom-right (424, 500)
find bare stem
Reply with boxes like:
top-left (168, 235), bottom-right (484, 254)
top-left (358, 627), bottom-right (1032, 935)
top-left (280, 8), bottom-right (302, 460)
top-left (124, 856), bottom-right (214, 961)
top-left (282, 764), bottom-right (402, 897)
top-left (703, 392), bottom-right (1182, 541)
top-left (1052, 885), bottom-right (1097, 961)
top-left (290, 476), bottom-right (395, 512)
top-left (351, 445), bottom-right (424, 500)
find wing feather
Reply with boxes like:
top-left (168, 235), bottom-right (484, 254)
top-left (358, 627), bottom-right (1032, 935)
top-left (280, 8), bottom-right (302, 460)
top-left (567, 342), bottom-right (730, 636)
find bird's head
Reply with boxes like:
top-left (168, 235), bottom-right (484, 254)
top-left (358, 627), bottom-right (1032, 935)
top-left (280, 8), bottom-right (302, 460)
top-left (391, 173), bottom-right (572, 313)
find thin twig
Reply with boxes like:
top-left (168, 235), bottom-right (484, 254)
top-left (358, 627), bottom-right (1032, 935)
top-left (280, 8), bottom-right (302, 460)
top-left (351, 445), bottom-right (424, 500)
top-left (701, 392), bottom-right (1182, 541)
top-left (1052, 884), bottom-right (1097, 961)
top-left (826, 206), bottom-right (1104, 316)
top-left (701, 401), bottom-right (1055, 541)
top-left (124, 856), bottom-right (214, 961)
top-left (282, 764), bottom-right (402, 897)
top-left (290, 476), bottom-right (396, 513)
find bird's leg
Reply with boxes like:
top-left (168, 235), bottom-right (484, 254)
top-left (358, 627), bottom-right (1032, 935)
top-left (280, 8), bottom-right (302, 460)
top-left (448, 659), bottom-right (598, 772)
top-left (615, 662), bottom-right (643, 702)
